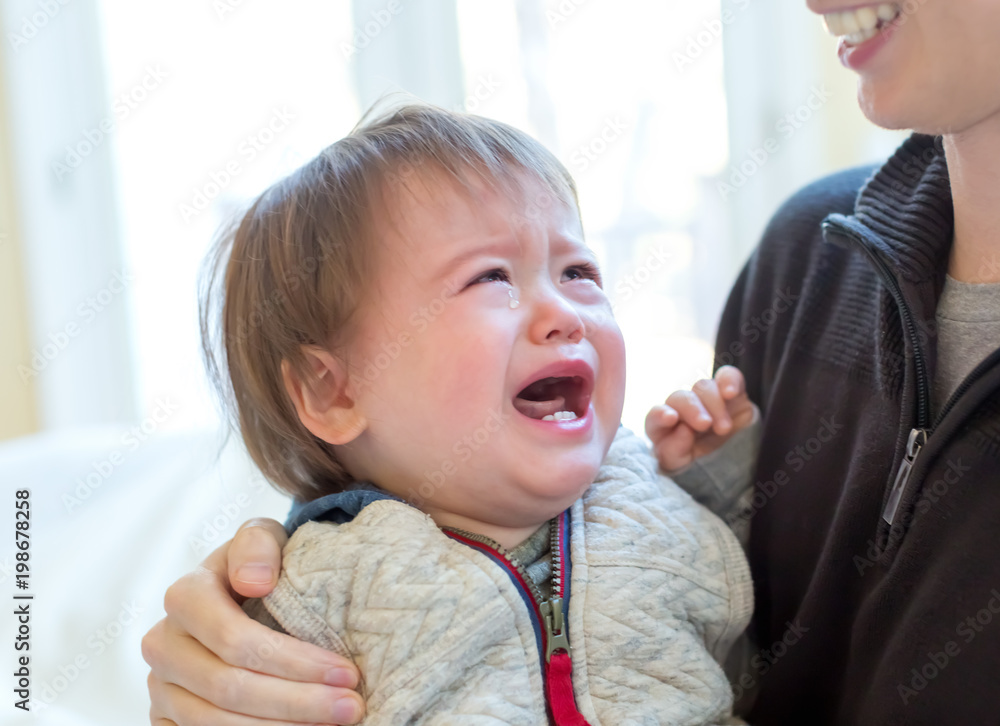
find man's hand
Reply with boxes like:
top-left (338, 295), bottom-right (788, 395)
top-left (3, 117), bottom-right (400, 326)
top-left (142, 518), bottom-right (365, 725)
top-left (645, 366), bottom-right (758, 474)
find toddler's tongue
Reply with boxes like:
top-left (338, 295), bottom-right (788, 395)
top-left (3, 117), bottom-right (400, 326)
top-left (513, 395), bottom-right (567, 420)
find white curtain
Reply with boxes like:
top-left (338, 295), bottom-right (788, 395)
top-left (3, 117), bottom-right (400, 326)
top-left (3, 0), bottom-right (908, 438)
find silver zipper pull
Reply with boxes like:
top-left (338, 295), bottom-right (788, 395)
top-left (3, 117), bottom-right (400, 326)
top-left (882, 428), bottom-right (928, 525)
top-left (540, 597), bottom-right (570, 662)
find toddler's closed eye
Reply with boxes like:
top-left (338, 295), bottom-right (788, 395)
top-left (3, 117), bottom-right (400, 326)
top-left (563, 262), bottom-right (602, 286)
top-left (468, 268), bottom-right (512, 287)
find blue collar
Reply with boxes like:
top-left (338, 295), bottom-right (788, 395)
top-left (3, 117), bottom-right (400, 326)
top-left (284, 482), bottom-right (404, 534)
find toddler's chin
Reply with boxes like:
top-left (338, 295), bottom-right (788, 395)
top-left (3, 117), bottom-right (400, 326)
top-left (537, 462), bottom-right (603, 506)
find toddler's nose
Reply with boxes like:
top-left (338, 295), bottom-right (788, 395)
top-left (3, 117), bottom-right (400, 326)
top-left (527, 288), bottom-right (584, 344)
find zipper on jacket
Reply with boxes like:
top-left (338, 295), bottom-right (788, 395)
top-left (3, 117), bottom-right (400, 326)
top-left (823, 219), bottom-right (932, 527)
top-left (823, 219), bottom-right (932, 430)
top-left (539, 515), bottom-right (570, 661)
top-left (824, 218), bottom-right (1000, 529)
top-left (881, 428), bottom-right (926, 524)
top-left (883, 349), bottom-right (1000, 523)
top-left (443, 511), bottom-right (590, 725)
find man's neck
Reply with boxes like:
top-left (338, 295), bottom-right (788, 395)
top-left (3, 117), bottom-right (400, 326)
top-left (943, 113), bottom-right (1000, 284)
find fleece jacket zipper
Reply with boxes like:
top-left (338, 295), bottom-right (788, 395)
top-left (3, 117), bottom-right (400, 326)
top-left (823, 217), bottom-right (1000, 544)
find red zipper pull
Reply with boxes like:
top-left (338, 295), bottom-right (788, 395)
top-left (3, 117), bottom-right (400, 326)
top-left (542, 596), bottom-right (590, 726)
top-left (546, 650), bottom-right (591, 726)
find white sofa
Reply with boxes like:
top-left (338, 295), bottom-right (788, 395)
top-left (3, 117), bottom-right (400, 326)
top-left (0, 425), bottom-right (291, 725)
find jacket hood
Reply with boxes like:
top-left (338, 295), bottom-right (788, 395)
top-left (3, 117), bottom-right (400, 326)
top-left (284, 482), bottom-right (402, 534)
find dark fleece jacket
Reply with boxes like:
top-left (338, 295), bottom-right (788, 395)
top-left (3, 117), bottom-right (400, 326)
top-left (718, 133), bottom-right (1000, 725)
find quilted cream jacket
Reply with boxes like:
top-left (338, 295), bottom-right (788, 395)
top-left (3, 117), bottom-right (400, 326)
top-left (248, 429), bottom-right (753, 725)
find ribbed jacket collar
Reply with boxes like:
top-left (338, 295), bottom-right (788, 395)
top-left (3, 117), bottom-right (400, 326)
top-left (852, 133), bottom-right (954, 284)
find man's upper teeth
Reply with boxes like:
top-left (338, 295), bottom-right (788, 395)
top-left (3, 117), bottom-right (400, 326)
top-left (542, 411), bottom-right (578, 421)
top-left (824, 4), bottom-right (898, 42)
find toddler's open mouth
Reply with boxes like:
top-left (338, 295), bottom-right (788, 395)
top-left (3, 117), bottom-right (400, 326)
top-left (513, 372), bottom-right (593, 422)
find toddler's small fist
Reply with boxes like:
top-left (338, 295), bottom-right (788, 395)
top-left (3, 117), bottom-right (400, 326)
top-left (644, 365), bottom-right (758, 474)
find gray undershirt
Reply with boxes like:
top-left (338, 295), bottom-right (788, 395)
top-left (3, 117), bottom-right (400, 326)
top-left (933, 275), bottom-right (1000, 416)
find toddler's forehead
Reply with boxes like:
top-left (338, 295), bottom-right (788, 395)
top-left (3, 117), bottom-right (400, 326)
top-left (349, 164), bottom-right (592, 334)
top-left (364, 174), bottom-right (584, 283)
top-left (382, 167), bottom-right (578, 233)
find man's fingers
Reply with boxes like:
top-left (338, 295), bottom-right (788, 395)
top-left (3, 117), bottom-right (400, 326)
top-left (150, 673), bottom-right (364, 725)
top-left (148, 632), bottom-right (364, 724)
top-left (157, 568), bottom-right (357, 687)
top-left (228, 518), bottom-right (288, 598)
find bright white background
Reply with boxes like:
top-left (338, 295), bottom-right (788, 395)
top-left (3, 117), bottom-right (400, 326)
top-left (0, 1), bottom-right (907, 723)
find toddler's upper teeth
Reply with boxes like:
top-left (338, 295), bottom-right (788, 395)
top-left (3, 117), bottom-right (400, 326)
top-left (542, 410), bottom-right (578, 421)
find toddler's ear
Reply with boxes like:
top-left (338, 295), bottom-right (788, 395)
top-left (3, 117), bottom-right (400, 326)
top-left (281, 348), bottom-right (367, 445)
